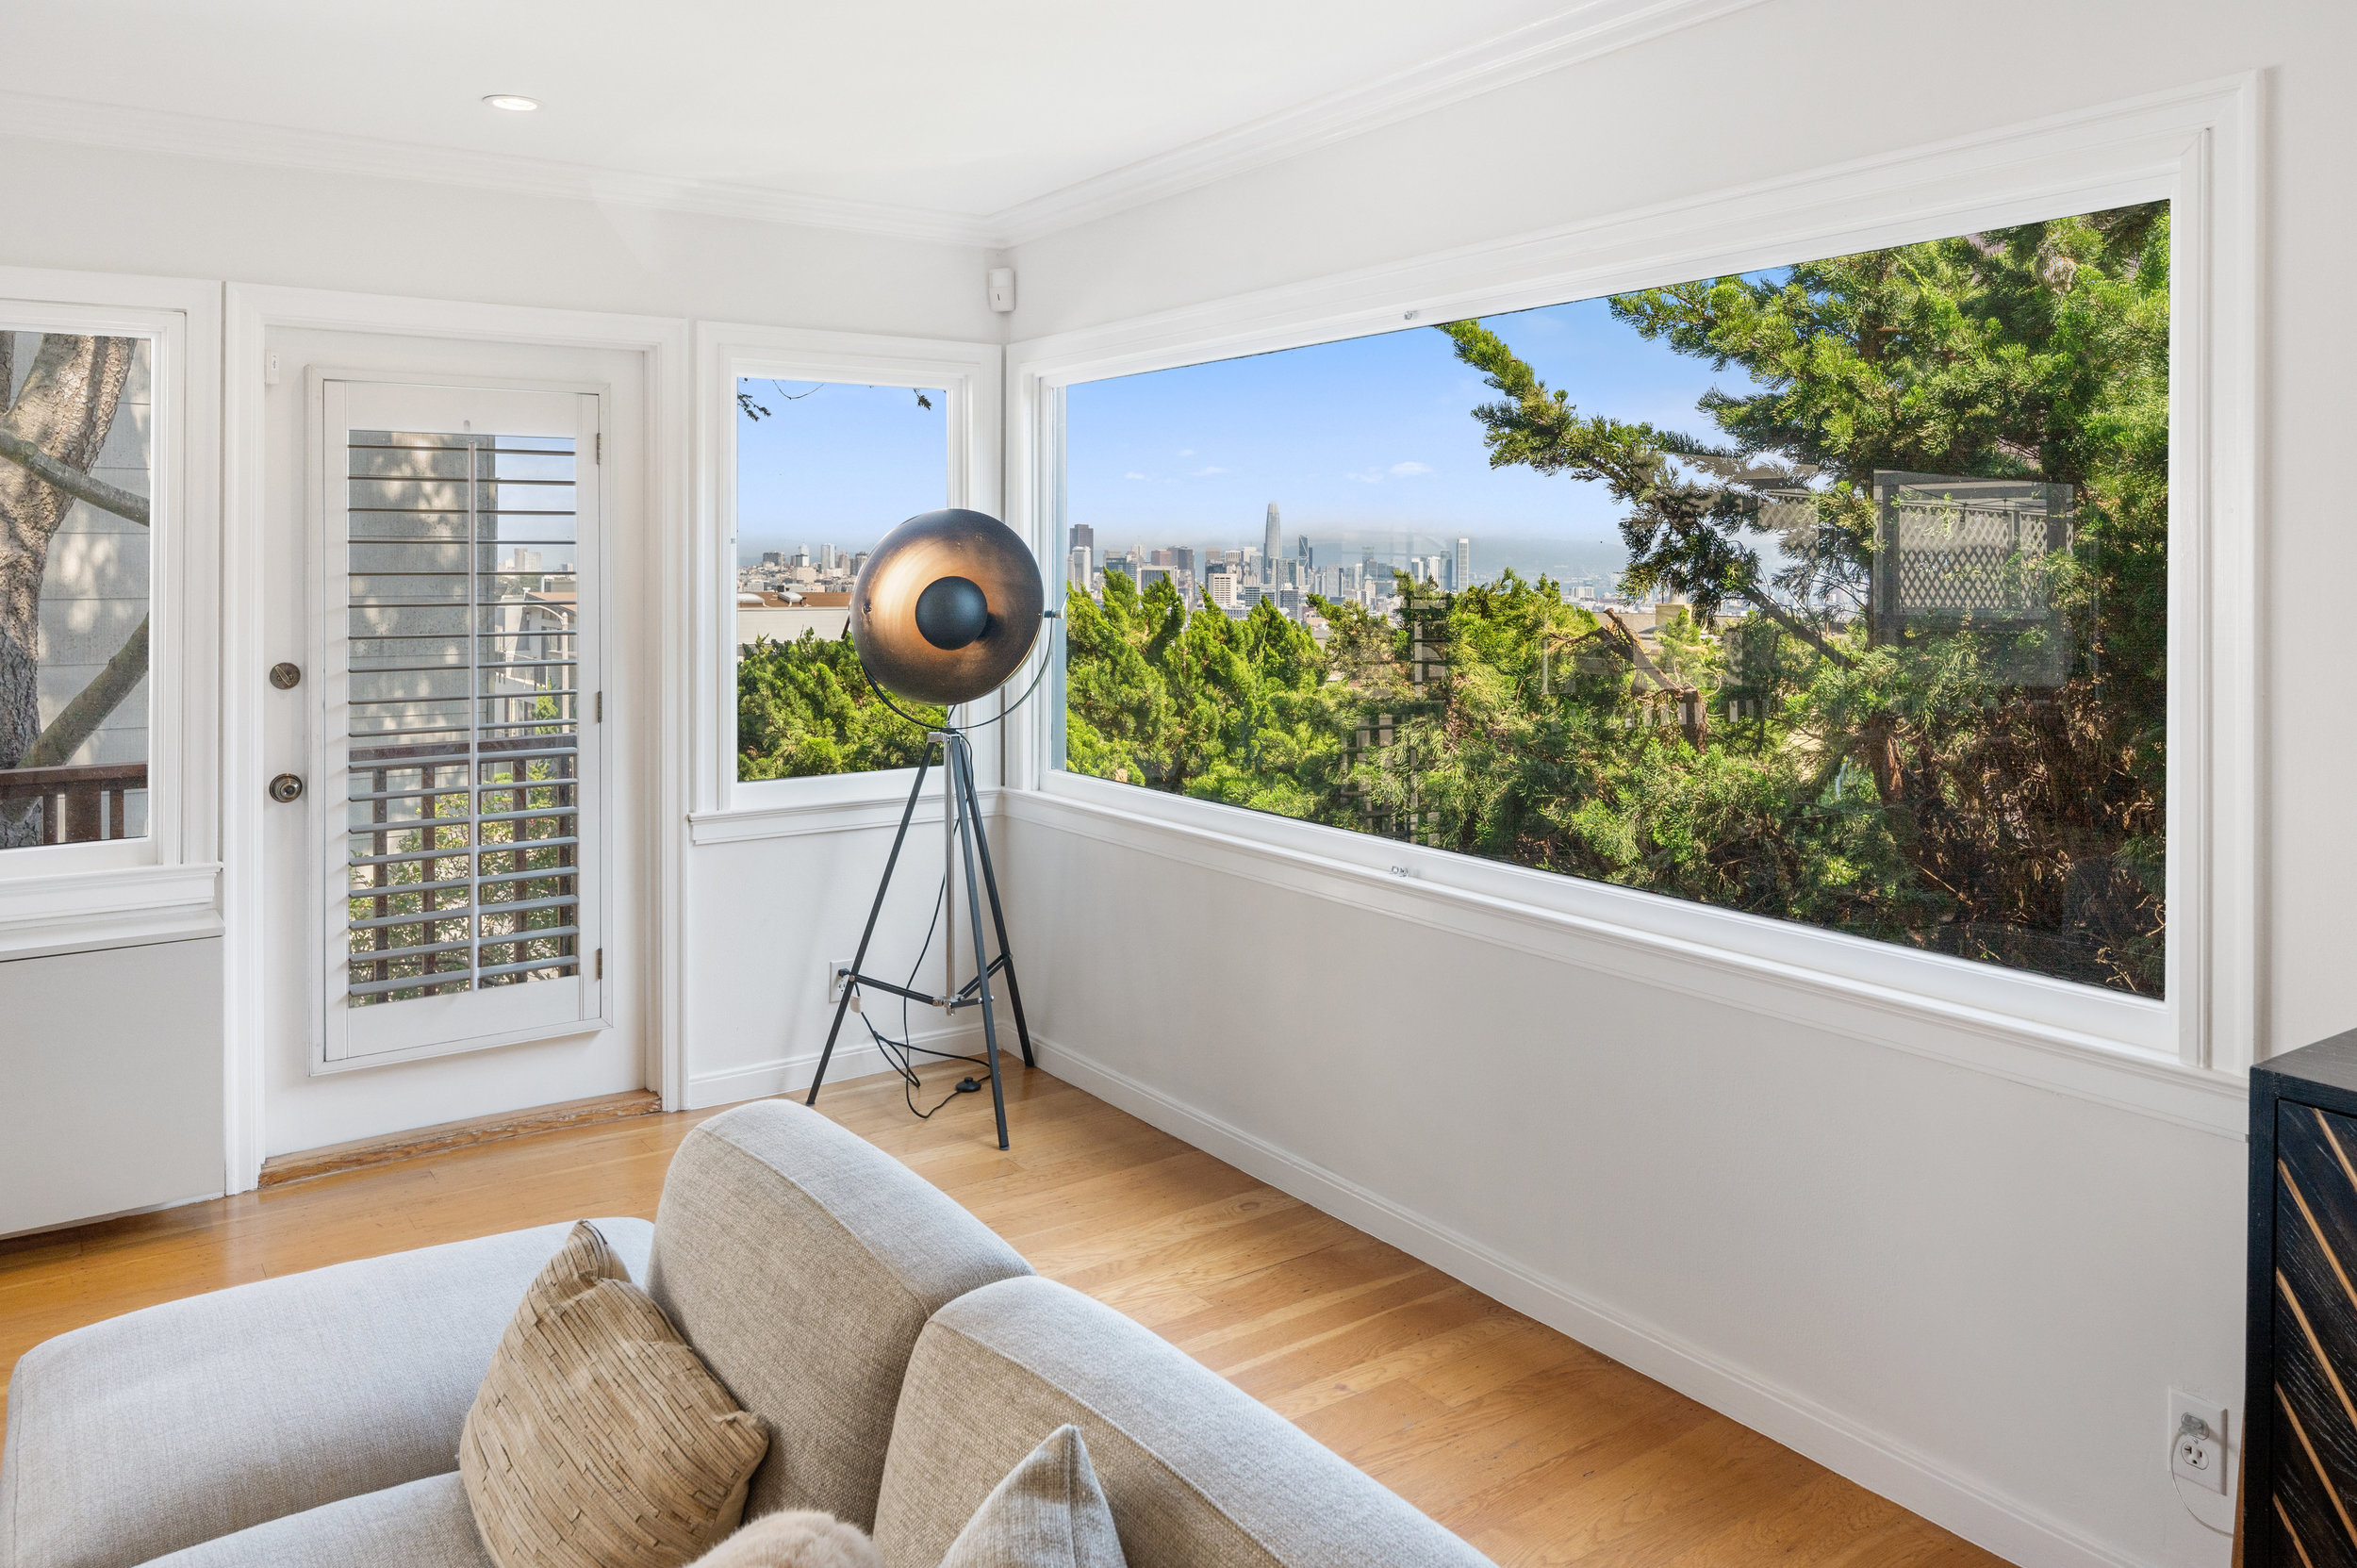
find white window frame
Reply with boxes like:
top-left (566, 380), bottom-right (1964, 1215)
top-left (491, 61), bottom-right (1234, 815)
top-left (1006, 75), bottom-right (2259, 1129)
top-left (0, 268), bottom-right (221, 961)
top-left (688, 323), bottom-right (1003, 844)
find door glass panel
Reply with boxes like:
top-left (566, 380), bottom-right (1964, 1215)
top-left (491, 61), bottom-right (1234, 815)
top-left (343, 430), bottom-right (580, 1006)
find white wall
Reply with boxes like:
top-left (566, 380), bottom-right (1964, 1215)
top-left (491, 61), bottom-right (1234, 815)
top-left (1, 936), bottom-right (223, 1236)
top-left (0, 135), bottom-right (1004, 1171)
top-left (680, 793), bottom-right (993, 1110)
top-left (997, 1), bottom-right (2356, 1565)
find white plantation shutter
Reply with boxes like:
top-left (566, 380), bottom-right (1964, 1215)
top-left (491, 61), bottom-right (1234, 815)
top-left (320, 382), bottom-right (602, 1065)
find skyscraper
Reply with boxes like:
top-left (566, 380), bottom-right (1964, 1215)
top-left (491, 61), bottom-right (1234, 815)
top-left (1262, 503), bottom-right (1282, 586)
top-left (1070, 523), bottom-right (1095, 556)
top-left (1454, 536), bottom-right (1472, 592)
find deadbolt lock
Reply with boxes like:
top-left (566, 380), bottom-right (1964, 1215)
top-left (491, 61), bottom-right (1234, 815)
top-left (269, 773), bottom-right (305, 804)
top-left (269, 662), bottom-right (302, 689)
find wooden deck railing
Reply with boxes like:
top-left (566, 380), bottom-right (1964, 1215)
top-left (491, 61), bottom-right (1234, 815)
top-left (0, 761), bottom-right (148, 844)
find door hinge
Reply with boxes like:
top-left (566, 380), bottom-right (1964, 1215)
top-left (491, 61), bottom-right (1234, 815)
top-left (594, 431), bottom-right (602, 464)
top-left (595, 948), bottom-right (604, 981)
top-left (595, 690), bottom-right (603, 722)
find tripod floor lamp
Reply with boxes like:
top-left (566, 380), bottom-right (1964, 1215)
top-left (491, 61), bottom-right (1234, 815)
top-left (803, 508), bottom-right (1047, 1149)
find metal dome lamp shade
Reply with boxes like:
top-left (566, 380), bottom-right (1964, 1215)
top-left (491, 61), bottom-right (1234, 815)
top-left (806, 509), bottom-right (1050, 1149)
top-left (849, 507), bottom-right (1045, 704)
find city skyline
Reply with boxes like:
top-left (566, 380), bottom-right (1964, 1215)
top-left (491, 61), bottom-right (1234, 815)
top-left (1062, 276), bottom-right (1786, 582)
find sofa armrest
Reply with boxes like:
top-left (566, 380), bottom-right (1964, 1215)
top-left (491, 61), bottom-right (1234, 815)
top-left (875, 1276), bottom-right (1495, 1568)
top-left (0, 1216), bottom-right (650, 1568)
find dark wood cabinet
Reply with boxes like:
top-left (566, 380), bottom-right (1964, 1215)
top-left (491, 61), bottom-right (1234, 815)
top-left (2249, 1029), bottom-right (2357, 1565)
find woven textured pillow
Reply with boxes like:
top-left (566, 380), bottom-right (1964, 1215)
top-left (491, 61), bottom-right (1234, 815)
top-left (937, 1426), bottom-right (1128, 1568)
top-left (461, 1220), bottom-right (771, 1568)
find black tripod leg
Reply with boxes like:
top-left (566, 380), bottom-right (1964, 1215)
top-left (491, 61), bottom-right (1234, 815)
top-left (957, 739), bottom-right (1034, 1068)
top-left (949, 734), bottom-right (1010, 1149)
top-left (808, 751), bottom-right (932, 1106)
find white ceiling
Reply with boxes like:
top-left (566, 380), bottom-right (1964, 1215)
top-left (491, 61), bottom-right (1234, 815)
top-left (0, 0), bottom-right (1733, 243)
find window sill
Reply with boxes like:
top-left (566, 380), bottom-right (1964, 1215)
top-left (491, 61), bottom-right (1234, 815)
top-left (1009, 778), bottom-right (2242, 1137)
top-left (692, 767), bottom-right (945, 845)
top-left (0, 860), bottom-right (223, 961)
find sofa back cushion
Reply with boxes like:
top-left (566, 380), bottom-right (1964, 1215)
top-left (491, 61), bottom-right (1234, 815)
top-left (644, 1100), bottom-right (1030, 1529)
top-left (871, 1277), bottom-right (1493, 1568)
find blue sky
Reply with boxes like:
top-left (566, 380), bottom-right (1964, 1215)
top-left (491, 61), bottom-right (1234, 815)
top-left (731, 278), bottom-right (1782, 584)
top-left (1067, 285), bottom-right (1780, 584)
top-left (735, 380), bottom-right (946, 562)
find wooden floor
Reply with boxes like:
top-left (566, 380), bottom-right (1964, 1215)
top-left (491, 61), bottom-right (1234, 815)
top-left (0, 1065), bottom-right (2002, 1568)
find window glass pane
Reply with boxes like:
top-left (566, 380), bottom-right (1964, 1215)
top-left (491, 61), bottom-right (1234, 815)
top-left (1062, 204), bottom-right (2168, 996)
top-left (0, 332), bottom-right (153, 850)
top-left (733, 378), bottom-right (948, 782)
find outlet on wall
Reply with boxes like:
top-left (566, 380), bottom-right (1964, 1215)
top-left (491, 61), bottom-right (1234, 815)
top-left (2168, 1389), bottom-right (2229, 1494)
top-left (827, 957), bottom-right (858, 1009)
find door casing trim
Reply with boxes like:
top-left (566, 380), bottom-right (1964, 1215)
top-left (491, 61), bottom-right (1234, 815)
top-left (222, 286), bottom-right (689, 1194)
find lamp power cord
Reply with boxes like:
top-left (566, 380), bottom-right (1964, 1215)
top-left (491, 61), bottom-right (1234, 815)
top-left (856, 869), bottom-right (994, 1121)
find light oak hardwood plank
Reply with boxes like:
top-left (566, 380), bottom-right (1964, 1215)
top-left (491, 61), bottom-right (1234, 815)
top-left (0, 1064), bottom-right (2003, 1566)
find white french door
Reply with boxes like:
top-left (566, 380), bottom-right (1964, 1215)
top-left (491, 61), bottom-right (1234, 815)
top-left (313, 379), bottom-right (603, 1066)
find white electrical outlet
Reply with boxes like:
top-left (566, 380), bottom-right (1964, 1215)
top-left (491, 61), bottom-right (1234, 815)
top-left (827, 957), bottom-right (858, 1008)
top-left (2169, 1389), bottom-right (2228, 1494)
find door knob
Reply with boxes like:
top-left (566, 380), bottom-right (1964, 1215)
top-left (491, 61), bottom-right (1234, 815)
top-left (269, 773), bottom-right (305, 804)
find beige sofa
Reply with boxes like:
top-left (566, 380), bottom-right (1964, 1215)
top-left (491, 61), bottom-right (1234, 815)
top-left (1, 1100), bottom-right (1492, 1568)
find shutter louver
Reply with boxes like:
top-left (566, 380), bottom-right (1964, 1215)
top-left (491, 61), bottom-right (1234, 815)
top-left (341, 430), bottom-right (582, 1006)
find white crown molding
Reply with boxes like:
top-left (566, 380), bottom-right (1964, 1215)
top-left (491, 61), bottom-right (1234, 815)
top-left (0, 89), bottom-right (1000, 246)
top-left (985, 0), bottom-right (1772, 245)
top-left (0, 0), bottom-right (1766, 252)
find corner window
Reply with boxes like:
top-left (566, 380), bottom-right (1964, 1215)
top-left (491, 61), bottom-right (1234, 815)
top-left (733, 377), bottom-right (948, 783)
top-left (0, 331), bottom-right (153, 850)
top-left (1057, 203), bottom-right (2170, 997)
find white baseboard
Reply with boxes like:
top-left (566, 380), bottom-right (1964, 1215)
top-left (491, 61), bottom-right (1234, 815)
top-left (685, 1022), bottom-right (985, 1110)
top-left (1032, 1033), bottom-right (2149, 1568)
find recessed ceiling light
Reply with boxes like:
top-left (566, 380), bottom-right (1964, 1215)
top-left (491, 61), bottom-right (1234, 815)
top-left (483, 94), bottom-right (540, 112)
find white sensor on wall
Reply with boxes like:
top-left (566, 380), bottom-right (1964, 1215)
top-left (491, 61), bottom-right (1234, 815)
top-left (987, 268), bottom-right (1016, 313)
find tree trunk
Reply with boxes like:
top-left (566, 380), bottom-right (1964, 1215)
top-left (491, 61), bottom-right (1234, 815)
top-left (0, 335), bottom-right (136, 789)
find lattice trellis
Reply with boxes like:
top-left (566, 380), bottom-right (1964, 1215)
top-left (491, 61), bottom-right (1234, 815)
top-left (1404, 586), bottom-right (1450, 694)
top-left (1343, 587), bottom-right (1452, 844)
top-left (1871, 471), bottom-right (2078, 685)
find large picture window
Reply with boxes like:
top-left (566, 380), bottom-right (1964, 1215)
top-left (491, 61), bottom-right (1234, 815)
top-left (1059, 203), bottom-right (2170, 997)
top-left (0, 330), bottom-right (153, 850)
top-left (733, 377), bottom-right (948, 782)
